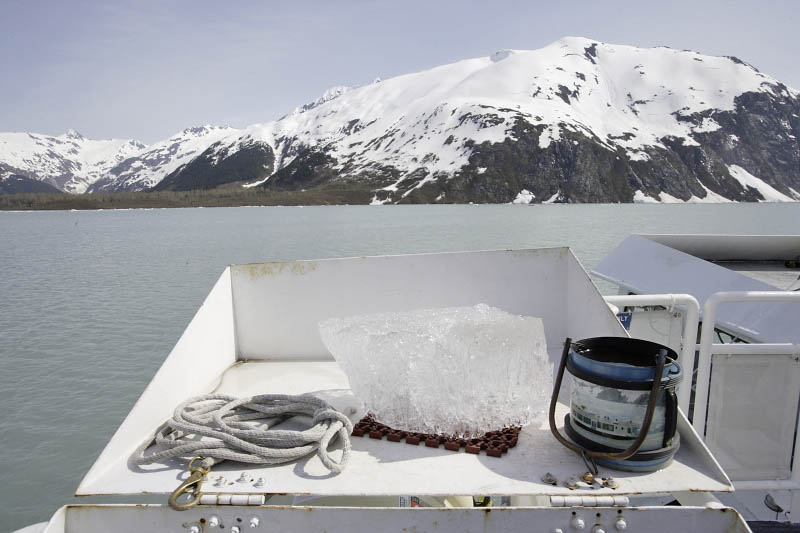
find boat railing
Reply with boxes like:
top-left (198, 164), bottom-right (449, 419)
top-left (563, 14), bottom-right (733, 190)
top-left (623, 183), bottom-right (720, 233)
top-left (604, 293), bottom-right (700, 413)
top-left (693, 291), bottom-right (800, 434)
top-left (693, 292), bottom-right (800, 505)
top-left (606, 290), bottom-right (800, 519)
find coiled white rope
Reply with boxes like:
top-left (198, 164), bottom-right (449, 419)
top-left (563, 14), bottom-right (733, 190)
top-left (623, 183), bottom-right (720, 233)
top-left (132, 393), bottom-right (353, 473)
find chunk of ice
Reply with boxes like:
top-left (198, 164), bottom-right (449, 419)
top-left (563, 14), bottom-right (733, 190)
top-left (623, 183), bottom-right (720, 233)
top-left (319, 304), bottom-right (552, 436)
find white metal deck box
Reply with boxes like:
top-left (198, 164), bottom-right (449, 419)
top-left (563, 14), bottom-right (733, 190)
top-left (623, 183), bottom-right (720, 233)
top-left (60, 248), bottom-right (739, 533)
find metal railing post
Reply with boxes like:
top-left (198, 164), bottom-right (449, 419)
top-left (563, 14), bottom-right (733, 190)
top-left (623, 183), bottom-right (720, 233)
top-left (604, 294), bottom-right (700, 413)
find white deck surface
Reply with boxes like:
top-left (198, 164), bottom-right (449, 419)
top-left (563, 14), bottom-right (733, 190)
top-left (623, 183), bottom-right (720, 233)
top-left (84, 360), bottom-right (731, 498)
top-left (723, 261), bottom-right (800, 290)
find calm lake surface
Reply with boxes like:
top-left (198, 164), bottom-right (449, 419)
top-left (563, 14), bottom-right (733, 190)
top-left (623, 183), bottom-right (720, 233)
top-left (1, 203), bottom-right (799, 530)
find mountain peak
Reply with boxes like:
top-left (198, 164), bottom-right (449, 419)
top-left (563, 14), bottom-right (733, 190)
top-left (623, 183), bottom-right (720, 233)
top-left (551, 35), bottom-right (599, 49)
top-left (293, 85), bottom-right (352, 115)
top-left (63, 129), bottom-right (84, 140)
top-left (177, 125), bottom-right (226, 138)
top-left (489, 49), bottom-right (516, 62)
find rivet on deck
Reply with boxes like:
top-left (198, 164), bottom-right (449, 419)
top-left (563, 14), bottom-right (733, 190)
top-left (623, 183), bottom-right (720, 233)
top-left (603, 477), bottom-right (619, 489)
top-left (541, 472), bottom-right (558, 485)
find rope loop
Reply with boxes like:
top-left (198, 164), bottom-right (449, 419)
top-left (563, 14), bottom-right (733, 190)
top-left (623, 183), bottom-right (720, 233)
top-left (131, 393), bottom-right (353, 474)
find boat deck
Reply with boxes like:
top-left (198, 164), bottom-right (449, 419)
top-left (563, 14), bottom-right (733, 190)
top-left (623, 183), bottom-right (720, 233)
top-left (80, 359), bottom-right (731, 498)
top-left (721, 261), bottom-right (800, 290)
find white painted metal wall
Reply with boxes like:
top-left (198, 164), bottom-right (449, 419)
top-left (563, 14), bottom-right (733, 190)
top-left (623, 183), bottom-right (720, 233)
top-left (229, 248), bottom-right (625, 361)
top-left (41, 504), bottom-right (750, 533)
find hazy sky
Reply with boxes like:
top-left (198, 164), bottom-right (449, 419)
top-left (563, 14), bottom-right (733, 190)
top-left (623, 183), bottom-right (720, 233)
top-left (1, 0), bottom-right (797, 143)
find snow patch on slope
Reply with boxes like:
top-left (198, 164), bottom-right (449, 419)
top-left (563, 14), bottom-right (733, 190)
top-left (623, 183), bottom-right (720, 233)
top-left (690, 185), bottom-right (734, 203)
top-left (633, 190), bottom-right (659, 203)
top-left (657, 191), bottom-right (686, 203)
top-left (512, 189), bottom-right (535, 204)
top-left (543, 191), bottom-right (561, 204)
top-left (727, 164), bottom-right (795, 202)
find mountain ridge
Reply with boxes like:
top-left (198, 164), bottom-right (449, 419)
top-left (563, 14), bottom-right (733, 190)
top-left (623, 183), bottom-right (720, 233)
top-left (2, 36), bottom-right (798, 203)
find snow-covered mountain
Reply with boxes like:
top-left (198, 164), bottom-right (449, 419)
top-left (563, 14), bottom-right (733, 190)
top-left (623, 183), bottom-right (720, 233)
top-left (2, 37), bottom-right (798, 203)
top-left (88, 125), bottom-right (240, 193)
top-left (0, 129), bottom-right (144, 193)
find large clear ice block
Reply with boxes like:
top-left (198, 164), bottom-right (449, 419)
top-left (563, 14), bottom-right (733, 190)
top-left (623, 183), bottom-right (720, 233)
top-left (319, 304), bottom-right (551, 436)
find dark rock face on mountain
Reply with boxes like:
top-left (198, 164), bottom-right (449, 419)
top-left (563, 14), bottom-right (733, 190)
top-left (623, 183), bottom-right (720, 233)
top-left (0, 175), bottom-right (63, 194)
top-left (418, 85), bottom-right (800, 204)
top-left (153, 140), bottom-right (274, 191)
top-left (261, 149), bottom-right (337, 191)
top-left (436, 121), bottom-right (632, 204)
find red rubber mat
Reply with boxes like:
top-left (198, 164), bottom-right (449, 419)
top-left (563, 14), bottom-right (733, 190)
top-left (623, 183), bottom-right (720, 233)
top-left (351, 415), bottom-right (521, 458)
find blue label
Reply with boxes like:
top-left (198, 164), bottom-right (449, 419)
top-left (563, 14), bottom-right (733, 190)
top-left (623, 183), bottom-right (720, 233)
top-left (616, 312), bottom-right (632, 330)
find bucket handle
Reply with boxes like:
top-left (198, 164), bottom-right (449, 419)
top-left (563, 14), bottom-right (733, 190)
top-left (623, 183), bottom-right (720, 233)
top-left (548, 337), bottom-right (667, 461)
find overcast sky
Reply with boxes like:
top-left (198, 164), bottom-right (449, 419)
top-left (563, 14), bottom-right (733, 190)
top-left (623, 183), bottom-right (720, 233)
top-left (1, 0), bottom-right (797, 143)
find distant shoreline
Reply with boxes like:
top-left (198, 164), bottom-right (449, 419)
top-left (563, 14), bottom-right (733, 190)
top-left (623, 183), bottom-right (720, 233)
top-left (0, 185), bottom-right (377, 211)
top-left (2, 189), bottom-right (798, 211)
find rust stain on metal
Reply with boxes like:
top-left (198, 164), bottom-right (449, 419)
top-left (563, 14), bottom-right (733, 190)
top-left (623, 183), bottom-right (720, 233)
top-left (240, 261), bottom-right (318, 279)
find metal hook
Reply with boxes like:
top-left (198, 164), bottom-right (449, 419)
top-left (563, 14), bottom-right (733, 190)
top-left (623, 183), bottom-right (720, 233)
top-left (168, 457), bottom-right (210, 511)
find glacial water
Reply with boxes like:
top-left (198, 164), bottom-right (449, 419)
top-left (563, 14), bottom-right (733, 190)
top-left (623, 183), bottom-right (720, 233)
top-left (1, 203), bottom-right (799, 530)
